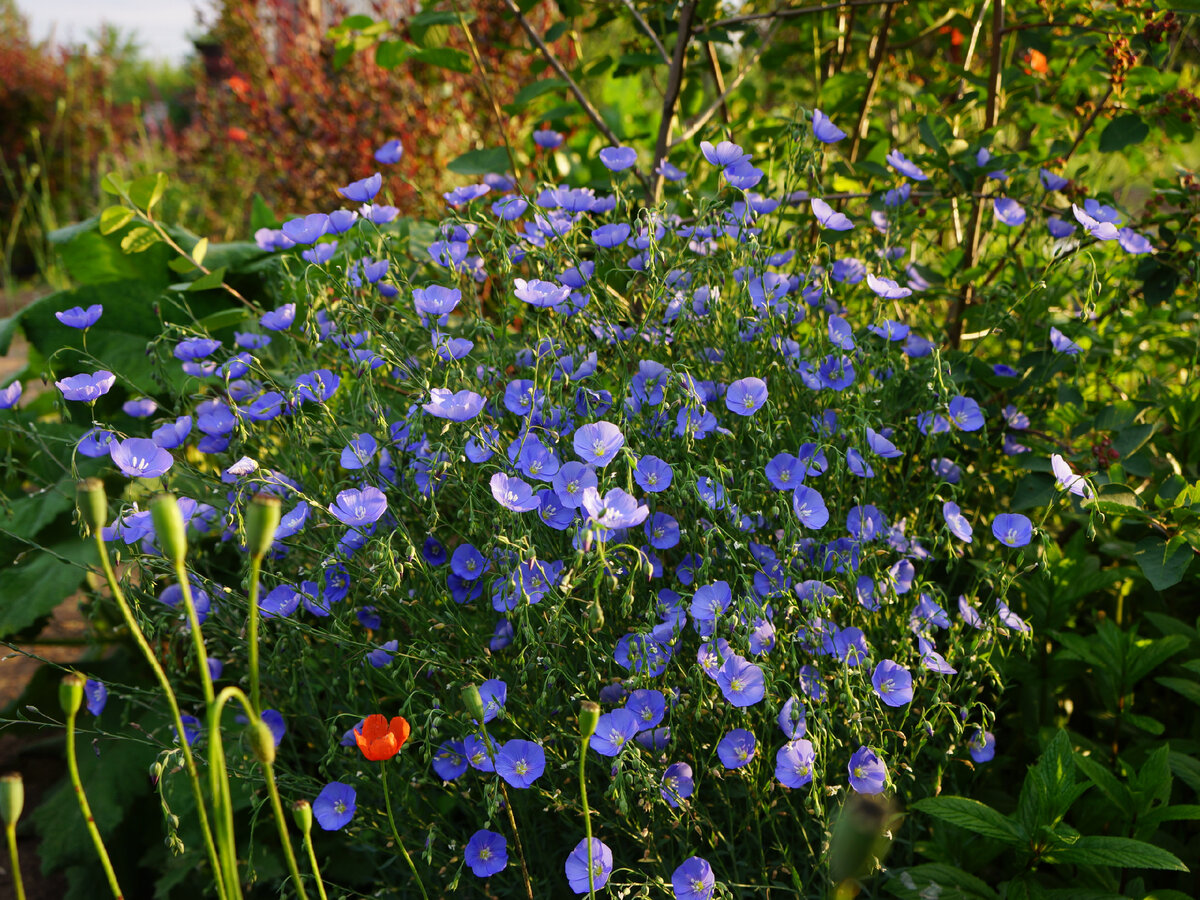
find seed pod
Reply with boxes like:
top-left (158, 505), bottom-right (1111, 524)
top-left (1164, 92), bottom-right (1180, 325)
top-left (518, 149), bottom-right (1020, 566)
top-left (578, 701), bottom-right (600, 742)
top-left (0, 772), bottom-right (24, 825)
top-left (292, 799), bottom-right (313, 835)
top-left (245, 493), bottom-right (282, 561)
top-left (248, 719), bottom-right (276, 765)
top-left (461, 684), bottom-right (486, 724)
top-left (150, 494), bottom-right (188, 566)
top-left (59, 673), bottom-right (85, 717)
top-left (76, 478), bottom-right (108, 536)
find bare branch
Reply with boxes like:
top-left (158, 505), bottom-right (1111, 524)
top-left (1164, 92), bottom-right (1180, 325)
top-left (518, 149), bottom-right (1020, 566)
top-left (500, 0), bottom-right (623, 150)
top-left (620, 0), bottom-right (670, 63)
top-left (848, 0), bottom-right (900, 162)
top-left (694, 0), bottom-right (905, 33)
top-left (671, 20), bottom-right (782, 149)
top-left (651, 1), bottom-right (699, 203)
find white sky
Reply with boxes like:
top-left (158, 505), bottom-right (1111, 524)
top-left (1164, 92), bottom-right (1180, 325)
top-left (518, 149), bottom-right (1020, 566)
top-left (18, 0), bottom-right (206, 64)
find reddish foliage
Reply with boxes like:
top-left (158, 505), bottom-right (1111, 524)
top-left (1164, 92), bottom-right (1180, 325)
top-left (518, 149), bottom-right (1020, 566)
top-left (177, 1), bottom-right (555, 238)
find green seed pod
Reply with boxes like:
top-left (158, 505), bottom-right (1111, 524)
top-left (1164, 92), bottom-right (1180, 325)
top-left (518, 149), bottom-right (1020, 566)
top-left (150, 494), bottom-right (188, 567)
top-left (587, 597), bottom-right (605, 631)
top-left (461, 684), bottom-right (486, 724)
top-left (59, 673), bottom-right (85, 717)
top-left (292, 799), bottom-right (313, 836)
top-left (0, 772), bottom-right (24, 825)
top-left (578, 701), bottom-right (600, 742)
top-left (245, 493), bottom-right (282, 561)
top-left (76, 478), bottom-right (108, 536)
top-left (248, 718), bottom-right (276, 765)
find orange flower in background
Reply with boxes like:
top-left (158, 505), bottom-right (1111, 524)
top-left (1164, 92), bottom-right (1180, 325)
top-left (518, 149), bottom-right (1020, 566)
top-left (226, 75), bottom-right (251, 99)
top-left (226, 126), bottom-right (248, 143)
top-left (1023, 49), bottom-right (1049, 76)
top-left (355, 714), bottom-right (410, 761)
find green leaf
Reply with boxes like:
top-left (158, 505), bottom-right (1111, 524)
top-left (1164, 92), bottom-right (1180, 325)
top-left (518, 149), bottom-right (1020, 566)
top-left (1157, 676), bottom-right (1200, 706)
top-left (249, 194), bottom-right (278, 231)
top-left (195, 307), bottom-right (249, 333)
top-left (336, 13), bottom-right (375, 30)
top-left (446, 147), bottom-right (511, 176)
top-left (375, 39), bottom-right (410, 69)
top-left (99, 172), bottom-right (128, 196)
top-left (1127, 633), bottom-right (1189, 684)
top-left (1074, 752), bottom-right (1133, 818)
top-left (1049, 835), bottom-right (1187, 871)
top-left (1169, 751), bottom-right (1200, 795)
top-left (910, 797), bottom-right (1024, 843)
top-left (128, 172), bottom-right (168, 212)
top-left (1098, 115), bottom-right (1150, 153)
top-left (409, 47), bottom-right (471, 72)
top-left (1088, 483), bottom-right (1144, 516)
top-left (0, 540), bottom-right (97, 638)
top-left (1123, 712), bottom-right (1165, 735)
top-left (120, 226), bottom-right (162, 254)
top-left (186, 266), bottom-right (227, 292)
top-left (887, 863), bottom-right (1000, 899)
top-left (503, 78), bottom-right (567, 112)
top-left (1133, 536), bottom-right (1193, 591)
top-left (98, 205), bottom-right (135, 235)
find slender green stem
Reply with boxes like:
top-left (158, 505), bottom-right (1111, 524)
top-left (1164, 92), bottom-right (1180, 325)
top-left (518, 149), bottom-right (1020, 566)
top-left (380, 760), bottom-right (429, 900)
top-left (5, 822), bottom-right (25, 900)
top-left (476, 720), bottom-right (533, 899)
top-left (207, 689), bottom-right (246, 899)
top-left (262, 760), bottom-right (310, 900)
top-left (175, 559), bottom-right (215, 706)
top-left (580, 735), bottom-right (595, 900)
top-left (247, 556), bottom-right (262, 714)
top-left (93, 535), bottom-right (227, 900)
top-left (302, 829), bottom-right (330, 900)
top-left (65, 707), bottom-right (124, 899)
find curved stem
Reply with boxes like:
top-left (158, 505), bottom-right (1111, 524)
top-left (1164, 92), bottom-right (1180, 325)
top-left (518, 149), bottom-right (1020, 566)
top-left (92, 535), bottom-right (227, 900)
top-left (65, 707), bottom-right (124, 899)
top-left (380, 760), bottom-right (429, 900)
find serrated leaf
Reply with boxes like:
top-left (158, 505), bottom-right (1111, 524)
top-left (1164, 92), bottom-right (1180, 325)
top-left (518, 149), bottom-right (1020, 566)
top-left (191, 237), bottom-right (209, 266)
top-left (1123, 712), bottom-right (1165, 735)
top-left (911, 797), bottom-right (1024, 843)
top-left (119, 226), bottom-right (162, 254)
top-left (1127, 634), bottom-right (1189, 684)
top-left (1074, 752), bottom-right (1133, 818)
top-left (1049, 835), bottom-right (1187, 871)
top-left (98, 205), bottom-right (134, 235)
top-left (447, 147), bottom-right (511, 176)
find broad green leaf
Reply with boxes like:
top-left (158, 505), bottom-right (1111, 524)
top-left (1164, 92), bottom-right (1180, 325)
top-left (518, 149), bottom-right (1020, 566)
top-left (1168, 751), bottom-right (1200, 795)
top-left (0, 539), bottom-right (97, 638)
top-left (1049, 835), bottom-right (1187, 871)
top-left (447, 147), bottom-right (511, 176)
top-left (409, 47), bottom-right (471, 73)
top-left (184, 266), bottom-right (227, 292)
top-left (1133, 536), bottom-right (1193, 591)
top-left (1073, 752), bottom-right (1133, 818)
top-left (886, 863), bottom-right (999, 900)
top-left (196, 308), bottom-right (249, 332)
top-left (128, 172), bottom-right (167, 212)
top-left (1127, 633), bottom-right (1189, 684)
top-left (910, 797), bottom-right (1023, 843)
top-left (1123, 712), bottom-right (1165, 735)
top-left (1156, 676), bottom-right (1200, 706)
top-left (98, 205), bottom-right (134, 235)
top-left (375, 39), bottom-right (410, 69)
top-left (99, 172), bottom-right (128, 196)
top-left (1098, 114), bottom-right (1150, 153)
top-left (191, 237), bottom-right (209, 266)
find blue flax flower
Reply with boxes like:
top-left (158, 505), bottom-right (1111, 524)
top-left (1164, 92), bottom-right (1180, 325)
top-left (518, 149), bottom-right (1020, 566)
top-left (313, 781), bottom-right (356, 831)
top-left (848, 745), bottom-right (887, 794)
top-left (565, 838), bottom-right (613, 894)
top-left (717, 654), bottom-right (765, 707)
top-left (57, 370), bottom-right (116, 402)
top-left (661, 762), bottom-right (694, 807)
top-left (573, 420), bottom-right (625, 467)
top-left (496, 739), bottom-right (545, 788)
top-left (871, 659), bottom-right (913, 707)
top-left (598, 146), bottom-right (637, 171)
top-left (812, 109), bottom-right (846, 143)
top-left (717, 728), bottom-right (756, 769)
top-left (672, 856), bottom-right (716, 900)
top-left (329, 487), bottom-right (387, 528)
top-left (465, 829), bottom-right (508, 877)
top-left (591, 709), bottom-right (640, 757)
top-left (84, 679), bottom-right (107, 716)
top-left (775, 739), bottom-right (816, 788)
top-left (110, 438), bottom-right (174, 478)
top-left (55, 304), bottom-right (103, 329)
top-left (725, 377), bottom-right (768, 416)
top-left (992, 513), bottom-right (1032, 548)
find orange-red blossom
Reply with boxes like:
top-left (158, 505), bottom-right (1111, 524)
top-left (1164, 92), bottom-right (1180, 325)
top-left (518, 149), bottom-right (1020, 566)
top-left (354, 714), bottom-right (411, 761)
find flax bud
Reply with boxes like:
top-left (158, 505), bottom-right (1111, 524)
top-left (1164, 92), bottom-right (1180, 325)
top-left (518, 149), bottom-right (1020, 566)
top-left (150, 494), bottom-right (187, 567)
top-left (245, 493), bottom-right (282, 561)
top-left (76, 478), bottom-right (108, 536)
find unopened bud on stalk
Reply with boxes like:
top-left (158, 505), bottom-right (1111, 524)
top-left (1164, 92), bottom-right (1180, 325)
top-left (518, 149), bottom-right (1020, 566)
top-left (245, 494), bottom-right (281, 561)
top-left (461, 684), bottom-right (486, 724)
top-left (59, 673), bottom-right (85, 717)
top-left (76, 479), bottom-right (108, 536)
top-left (0, 773), bottom-right (24, 825)
top-left (248, 719), bottom-right (276, 765)
top-left (292, 799), bottom-right (313, 835)
top-left (150, 494), bottom-right (187, 566)
top-left (578, 701), bottom-right (600, 742)
top-left (587, 597), bottom-right (605, 631)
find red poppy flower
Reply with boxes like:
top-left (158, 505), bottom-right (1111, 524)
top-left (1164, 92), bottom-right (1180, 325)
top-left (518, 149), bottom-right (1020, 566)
top-left (354, 714), bottom-right (410, 761)
top-left (227, 126), bottom-right (249, 143)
